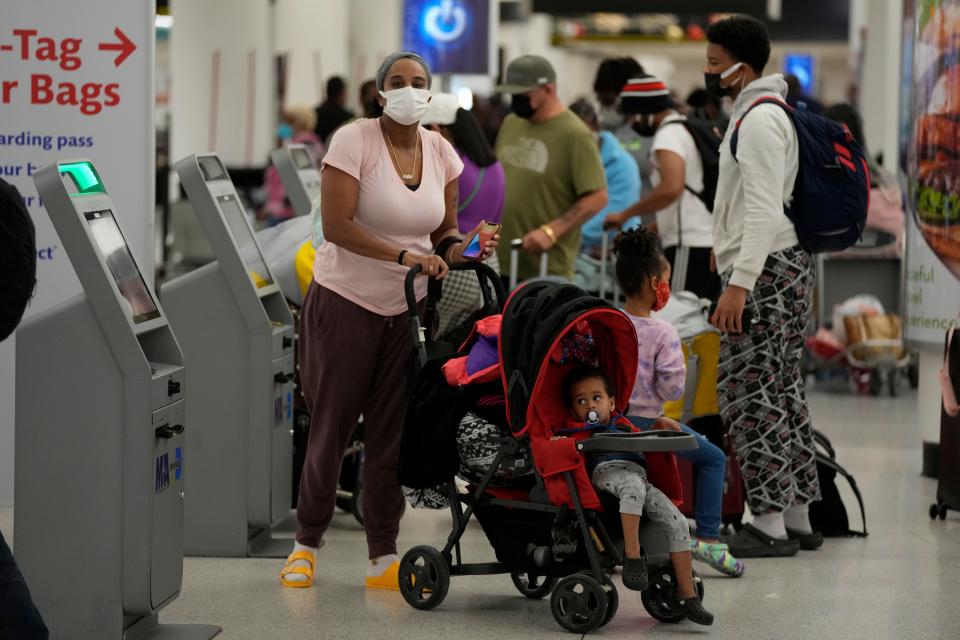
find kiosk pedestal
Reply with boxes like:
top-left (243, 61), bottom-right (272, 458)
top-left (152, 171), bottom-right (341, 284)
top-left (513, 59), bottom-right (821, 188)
top-left (163, 154), bottom-right (295, 558)
top-left (16, 160), bottom-right (219, 639)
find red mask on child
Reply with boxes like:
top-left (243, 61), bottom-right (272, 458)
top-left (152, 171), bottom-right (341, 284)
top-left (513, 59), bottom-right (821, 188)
top-left (653, 279), bottom-right (671, 312)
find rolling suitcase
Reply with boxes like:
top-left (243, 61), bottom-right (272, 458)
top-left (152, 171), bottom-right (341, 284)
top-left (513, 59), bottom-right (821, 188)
top-left (931, 322), bottom-right (960, 520)
top-left (677, 414), bottom-right (746, 531)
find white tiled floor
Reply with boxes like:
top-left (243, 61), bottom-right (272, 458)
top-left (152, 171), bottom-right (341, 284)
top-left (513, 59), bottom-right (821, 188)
top-left (3, 387), bottom-right (960, 639)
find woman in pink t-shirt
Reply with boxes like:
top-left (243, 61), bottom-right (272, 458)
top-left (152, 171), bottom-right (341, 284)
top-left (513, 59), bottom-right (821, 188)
top-left (280, 51), bottom-right (499, 590)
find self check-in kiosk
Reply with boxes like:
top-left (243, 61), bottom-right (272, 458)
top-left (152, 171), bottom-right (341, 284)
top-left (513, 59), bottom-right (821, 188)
top-left (162, 153), bottom-right (296, 558)
top-left (16, 161), bottom-right (220, 639)
top-left (270, 144), bottom-right (321, 216)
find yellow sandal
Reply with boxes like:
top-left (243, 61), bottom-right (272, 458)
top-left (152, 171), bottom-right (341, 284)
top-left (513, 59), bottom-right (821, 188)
top-left (280, 550), bottom-right (316, 588)
top-left (365, 559), bottom-right (400, 591)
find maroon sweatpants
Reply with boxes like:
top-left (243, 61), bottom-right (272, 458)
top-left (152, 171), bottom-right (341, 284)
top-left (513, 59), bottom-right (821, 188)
top-left (296, 283), bottom-right (418, 558)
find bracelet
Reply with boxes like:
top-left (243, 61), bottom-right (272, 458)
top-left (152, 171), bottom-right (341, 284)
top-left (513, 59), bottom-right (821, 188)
top-left (396, 249), bottom-right (408, 265)
top-left (445, 242), bottom-right (462, 263)
top-left (435, 236), bottom-right (463, 262)
top-left (540, 224), bottom-right (558, 244)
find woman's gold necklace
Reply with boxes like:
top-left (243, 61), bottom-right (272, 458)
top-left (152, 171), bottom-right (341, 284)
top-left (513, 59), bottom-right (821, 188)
top-left (381, 119), bottom-right (420, 182)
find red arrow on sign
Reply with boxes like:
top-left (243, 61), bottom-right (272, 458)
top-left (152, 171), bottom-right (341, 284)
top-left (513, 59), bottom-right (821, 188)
top-left (98, 27), bottom-right (136, 67)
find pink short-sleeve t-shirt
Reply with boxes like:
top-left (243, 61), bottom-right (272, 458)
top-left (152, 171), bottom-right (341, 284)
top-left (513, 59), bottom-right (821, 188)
top-left (314, 118), bottom-right (463, 316)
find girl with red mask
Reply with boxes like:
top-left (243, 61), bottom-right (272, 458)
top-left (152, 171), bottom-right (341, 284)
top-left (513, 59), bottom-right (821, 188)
top-left (614, 228), bottom-right (745, 578)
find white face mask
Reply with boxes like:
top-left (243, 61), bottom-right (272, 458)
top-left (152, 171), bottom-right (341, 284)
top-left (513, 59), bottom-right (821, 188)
top-left (599, 105), bottom-right (625, 130)
top-left (379, 87), bottom-right (431, 125)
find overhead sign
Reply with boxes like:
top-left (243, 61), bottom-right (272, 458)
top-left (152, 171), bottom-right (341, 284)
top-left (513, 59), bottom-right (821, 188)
top-left (0, 1), bottom-right (155, 505)
top-left (403, 0), bottom-right (492, 75)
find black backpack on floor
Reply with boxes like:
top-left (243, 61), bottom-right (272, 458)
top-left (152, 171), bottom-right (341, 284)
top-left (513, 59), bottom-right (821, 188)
top-left (809, 429), bottom-right (868, 537)
top-left (0, 178), bottom-right (37, 341)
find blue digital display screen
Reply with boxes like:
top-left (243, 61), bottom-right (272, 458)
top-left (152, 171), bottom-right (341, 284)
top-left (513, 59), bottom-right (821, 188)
top-left (784, 54), bottom-right (815, 94)
top-left (403, 0), bottom-right (489, 75)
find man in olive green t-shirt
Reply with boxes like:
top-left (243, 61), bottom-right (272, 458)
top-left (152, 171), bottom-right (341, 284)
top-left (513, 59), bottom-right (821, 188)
top-left (495, 55), bottom-right (608, 281)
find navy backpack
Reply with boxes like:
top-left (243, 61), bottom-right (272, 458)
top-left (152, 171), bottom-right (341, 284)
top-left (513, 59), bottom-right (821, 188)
top-left (731, 97), bottom-right (869, 253)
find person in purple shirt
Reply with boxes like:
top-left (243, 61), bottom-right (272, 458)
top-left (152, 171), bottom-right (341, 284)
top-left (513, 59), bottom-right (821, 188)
top-left (422, 93), bottom-right (505, 232)
top-left (422, 93), bottom-right (507, 337)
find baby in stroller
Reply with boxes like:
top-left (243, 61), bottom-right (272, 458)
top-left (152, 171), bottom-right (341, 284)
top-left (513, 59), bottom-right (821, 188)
top-left (560, 366), bottom-right (714, 625)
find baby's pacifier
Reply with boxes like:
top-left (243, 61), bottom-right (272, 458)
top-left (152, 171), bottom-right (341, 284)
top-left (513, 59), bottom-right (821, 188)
top-left (586, 409), bottom-right (600, 424)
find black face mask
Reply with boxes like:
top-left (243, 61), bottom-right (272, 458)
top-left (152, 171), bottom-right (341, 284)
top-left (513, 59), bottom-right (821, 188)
top-left (511, 94), bottom-right (536, 119)
top-left (631, 114), bottom-right (657, 138)
top-left (705, 63), bottom-right (743, 100)
top-left (704, 72), bottom-right (731, 99)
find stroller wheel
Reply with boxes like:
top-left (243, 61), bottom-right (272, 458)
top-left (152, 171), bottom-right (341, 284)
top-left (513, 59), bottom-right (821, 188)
top-left (641, 565), bottom-right (697, 623)
top-left (510, 571), bottom-right (558, 599)
top-left (599, 576), bottom-right (619, 628)
top-left (350, 482), bottom-right (365, 527)
top-left (550, 574), bottom-right (609, 633)
top-left (398, 546), bottom-right (450, 611)
top-left (641, 568), bottom-right (705, 623)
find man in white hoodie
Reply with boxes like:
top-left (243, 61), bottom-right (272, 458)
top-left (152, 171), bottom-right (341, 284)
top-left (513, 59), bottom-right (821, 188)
top-left (705, 15), bottom-right (821, 558)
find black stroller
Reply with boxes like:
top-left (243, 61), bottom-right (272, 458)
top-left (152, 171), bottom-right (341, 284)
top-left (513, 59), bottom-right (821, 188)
top-left (397, 278), bottom-right (703, 633)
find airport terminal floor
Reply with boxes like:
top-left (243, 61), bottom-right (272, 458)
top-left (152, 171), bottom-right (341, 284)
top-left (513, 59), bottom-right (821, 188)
top-left (4, 386), bottom-right (954, 640)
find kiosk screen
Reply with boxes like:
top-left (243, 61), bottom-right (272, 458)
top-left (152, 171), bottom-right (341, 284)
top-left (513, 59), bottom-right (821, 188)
top-left (292, 147), bottom-right (314, 170)
top-left (199, 156), bottom-right (228, 182)
top-left (218, 196), bottom-right (273, 288)
top-left (85, 210), bottom-right (161, 324)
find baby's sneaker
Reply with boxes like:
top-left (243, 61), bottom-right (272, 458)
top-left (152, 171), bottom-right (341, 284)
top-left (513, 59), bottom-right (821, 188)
top-left (676, 595), bottom-right (714, 626)
top-left (691, 539), bottom-right (744, 577)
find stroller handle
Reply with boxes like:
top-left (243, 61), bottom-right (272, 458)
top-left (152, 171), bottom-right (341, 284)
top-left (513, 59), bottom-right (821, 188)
top-left (403, 260), bottom-right (507, 319)
top-left (577, 430), bottom-right (699, 454)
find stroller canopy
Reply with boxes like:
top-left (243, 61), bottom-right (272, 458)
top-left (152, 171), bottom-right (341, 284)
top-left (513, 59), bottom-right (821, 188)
top-left (499, 281), bottom-right (638, 439)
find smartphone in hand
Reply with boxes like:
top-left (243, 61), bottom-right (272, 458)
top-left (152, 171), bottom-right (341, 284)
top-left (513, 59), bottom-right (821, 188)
top-left (709, 301), bottom-right (753, 335)
top-left (462, 222), bottom-right (501, 260)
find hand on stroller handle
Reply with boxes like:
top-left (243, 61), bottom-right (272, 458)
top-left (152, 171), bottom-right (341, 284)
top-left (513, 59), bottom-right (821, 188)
top-left (404, 261), bottom-right (507, 319)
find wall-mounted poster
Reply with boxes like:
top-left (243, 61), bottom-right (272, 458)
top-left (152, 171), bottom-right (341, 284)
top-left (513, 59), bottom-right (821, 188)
top-left (910, 0), bottom-right (960, 281)
top-left (905, 0), bottom-right (960, 344)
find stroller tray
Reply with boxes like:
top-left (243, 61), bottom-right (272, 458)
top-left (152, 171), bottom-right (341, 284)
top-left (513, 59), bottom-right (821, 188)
top-left (577, 431), bottom-right (699, 454)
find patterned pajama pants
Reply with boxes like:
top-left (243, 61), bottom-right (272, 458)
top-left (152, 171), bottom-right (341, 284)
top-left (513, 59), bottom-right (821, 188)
top-left (718, 246), bottom-right (821, 515)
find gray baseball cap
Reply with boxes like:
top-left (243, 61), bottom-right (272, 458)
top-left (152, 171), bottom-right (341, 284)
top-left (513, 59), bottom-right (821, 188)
top-left (496, 55), bottom-right (557, 94)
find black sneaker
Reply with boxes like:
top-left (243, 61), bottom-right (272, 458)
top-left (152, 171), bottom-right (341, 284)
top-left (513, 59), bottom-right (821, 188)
top-left (728, 524), bottom-right (800, 558)
top-left (621, 556), bottom-right (648, 591)
top-left (676, 595), bottom-right (714, 626)
top-left (786, 528), bottom-right (824, 550)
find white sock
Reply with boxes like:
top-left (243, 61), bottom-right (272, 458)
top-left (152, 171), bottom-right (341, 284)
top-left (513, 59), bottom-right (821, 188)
top-left (284, 542), bottom-right (318, 584)
top-left (367, 553), bottom-right (399, 577)
top-left (751, 512), bottom-right (787, 540)
top-left (784, 503), bottom-right (813, 534)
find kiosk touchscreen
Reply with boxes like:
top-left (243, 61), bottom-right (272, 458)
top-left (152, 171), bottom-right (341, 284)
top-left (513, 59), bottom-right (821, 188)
top-left (162, 153), bottom-right (296, 558)
top-left (16, 160), bottom-right (220, 639)
top-left (270, 143), bottom-right (321, 216)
